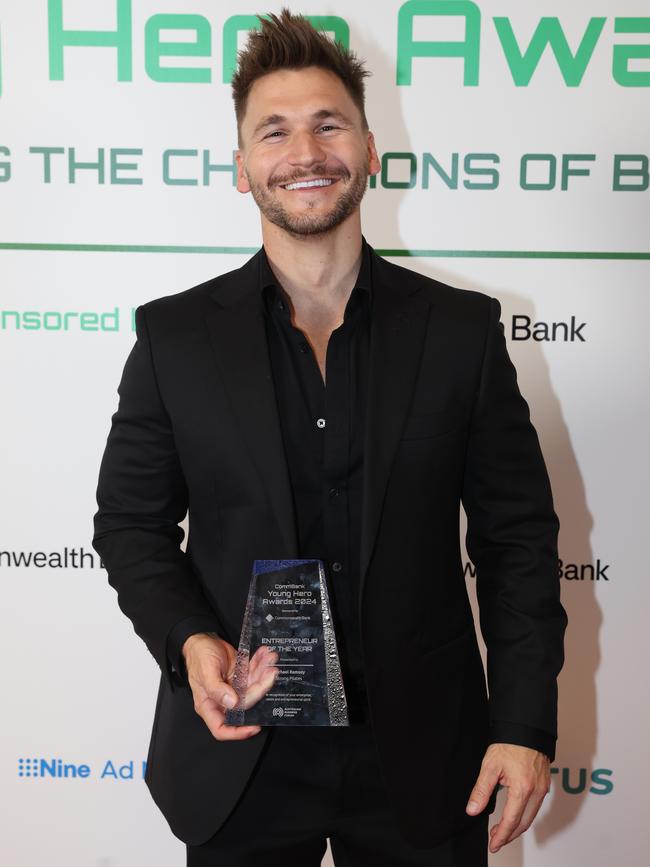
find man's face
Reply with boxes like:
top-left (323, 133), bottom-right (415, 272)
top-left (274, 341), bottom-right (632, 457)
top-left (236, 66), bottom-right (380, 238)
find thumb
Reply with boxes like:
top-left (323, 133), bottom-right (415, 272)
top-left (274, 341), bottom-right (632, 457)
top-left (466, 761), bottom-right (500, 815)
top-left (194, 642), bottom-right (240, 710)
top-left (204, 667), bottom-right (239, 710)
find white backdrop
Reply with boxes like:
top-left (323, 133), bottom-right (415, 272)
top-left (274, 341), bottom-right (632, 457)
top-left (1, 1), bottom-right (649, 865)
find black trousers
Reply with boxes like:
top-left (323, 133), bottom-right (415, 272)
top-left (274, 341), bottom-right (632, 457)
top-left (186, 722), bottom-right (488, 866)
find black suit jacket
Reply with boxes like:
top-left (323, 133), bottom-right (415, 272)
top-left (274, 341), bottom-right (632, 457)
top-left (92, 242), bottom-right (567, 847)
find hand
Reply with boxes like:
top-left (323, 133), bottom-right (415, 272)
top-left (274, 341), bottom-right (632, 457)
top-left (466, 743), bottom-right (550, 854)
top-left (182, 633), bottom-right (279, 741)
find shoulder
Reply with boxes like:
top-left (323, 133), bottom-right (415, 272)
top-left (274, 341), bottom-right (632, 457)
top-left (371, 250), bottom-right (497, 323)
top-left (137, 251), bottom-right (261, 328)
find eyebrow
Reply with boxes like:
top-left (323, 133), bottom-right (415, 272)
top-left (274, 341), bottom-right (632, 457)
top-left (252, 108), bottom-right (354, 137)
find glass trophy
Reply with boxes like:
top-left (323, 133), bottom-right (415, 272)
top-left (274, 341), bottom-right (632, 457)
top-left (224, 559), bottom-right (349, 726)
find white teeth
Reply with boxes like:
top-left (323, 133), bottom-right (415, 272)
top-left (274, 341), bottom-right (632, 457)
top-left (283, 178), bottom-right (334, 190)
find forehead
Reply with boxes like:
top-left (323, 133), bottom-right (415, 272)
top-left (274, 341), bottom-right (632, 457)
top-left (243, 66), bottom-right (359, 127)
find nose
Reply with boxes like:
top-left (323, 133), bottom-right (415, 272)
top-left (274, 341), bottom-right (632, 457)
top-left (286, 129), bottom-right (327, 168)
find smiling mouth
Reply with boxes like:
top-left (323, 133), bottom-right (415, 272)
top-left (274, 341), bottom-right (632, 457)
top-left (280, 178), bottom-right (339, 191)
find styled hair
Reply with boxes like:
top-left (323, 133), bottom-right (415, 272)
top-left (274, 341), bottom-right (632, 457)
top-left (232, 8), bottom-right (370, 143)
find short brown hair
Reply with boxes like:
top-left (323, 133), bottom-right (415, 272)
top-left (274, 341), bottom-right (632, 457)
top-left (232, 8), bottom-right (370, 144)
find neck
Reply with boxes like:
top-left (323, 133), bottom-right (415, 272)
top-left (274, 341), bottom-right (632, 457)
top-left (261, 214), bottom-right (364, 315)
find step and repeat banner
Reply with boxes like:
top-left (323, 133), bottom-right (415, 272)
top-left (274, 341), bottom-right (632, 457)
top-left (1, 1), bottom-right (648, 864)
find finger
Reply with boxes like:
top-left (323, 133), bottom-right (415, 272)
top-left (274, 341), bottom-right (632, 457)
top-left (489, 786), bottom-right (529, 852)
top-left (241, 663), bottom-right (279, 710)
top-left (249, 646), bottom-right (278, 679)
top-left (251, 645), bottom-right (275, 663)
top-left (196, 697), bottom-right (262, 741)
top-left (492, 786), bottom-right (547, 848)
top-left (196, 656), bottom-right (241, 711)
top-left (466, 762), bottom-right (500, 815)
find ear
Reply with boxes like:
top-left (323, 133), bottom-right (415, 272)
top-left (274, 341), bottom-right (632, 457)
top-left (366, 131), bottom-right (381, 177)
top-left (235, 150), bottom-right (251, 194)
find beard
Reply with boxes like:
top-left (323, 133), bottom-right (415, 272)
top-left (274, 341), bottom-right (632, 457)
top-left (245, 158), bottom-right (370, 238)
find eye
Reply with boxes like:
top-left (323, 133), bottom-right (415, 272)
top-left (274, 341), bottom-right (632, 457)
top-left (318, 125), bottom-right (338, 132)
top-left (264, 130), bottom-right (285, 139)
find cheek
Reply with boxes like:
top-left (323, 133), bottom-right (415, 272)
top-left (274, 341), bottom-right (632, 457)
top-left (255, 156), bottom-right (288, 188)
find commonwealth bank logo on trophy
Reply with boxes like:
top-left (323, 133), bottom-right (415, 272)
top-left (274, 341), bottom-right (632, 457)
top-left (225, 560), bottom-right (349, 727)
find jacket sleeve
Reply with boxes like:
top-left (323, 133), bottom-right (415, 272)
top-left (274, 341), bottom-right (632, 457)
top-left (92, 304), bottom-right (221, 691)
top-left (461, 297), bottom-right (568, 762)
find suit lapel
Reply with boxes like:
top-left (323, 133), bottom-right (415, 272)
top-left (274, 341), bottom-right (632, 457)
top-left (203, 252), bottom-right (298, 556)
top-left (359, 250), bottom-right (432, 591)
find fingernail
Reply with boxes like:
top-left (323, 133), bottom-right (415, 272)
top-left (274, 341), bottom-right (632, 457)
top-left (222, 694), bottom-right (235, 708)
top-left (467, 801), bottom-right (479, 814)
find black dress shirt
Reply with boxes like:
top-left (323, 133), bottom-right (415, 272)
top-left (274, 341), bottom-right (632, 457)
top-left (258, 240), bottom-right (372, 724)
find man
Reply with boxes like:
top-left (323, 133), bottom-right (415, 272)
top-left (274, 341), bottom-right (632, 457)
top-left (93, 9), bottom-right (567, 866)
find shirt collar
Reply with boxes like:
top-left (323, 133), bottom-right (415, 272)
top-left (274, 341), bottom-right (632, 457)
top-left (259, 236), bottom-right (373, 306)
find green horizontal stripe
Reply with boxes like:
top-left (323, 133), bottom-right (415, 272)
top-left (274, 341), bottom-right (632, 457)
top-left (383, 249), bottom-right (650, 260)
top-left (0, 243), bottom-right (259, 255)
top-left (0, 242), bottom-right (649, 260)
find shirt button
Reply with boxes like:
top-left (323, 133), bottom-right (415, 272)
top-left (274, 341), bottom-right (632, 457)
top-left (299, 342), bottom-right (309, 354)
top-left (316, 418), bottom-right (326, 429)
top-left (329, 487), bottom-right (341, 497)
top-left (331, 561), bottom-right (343, 573)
